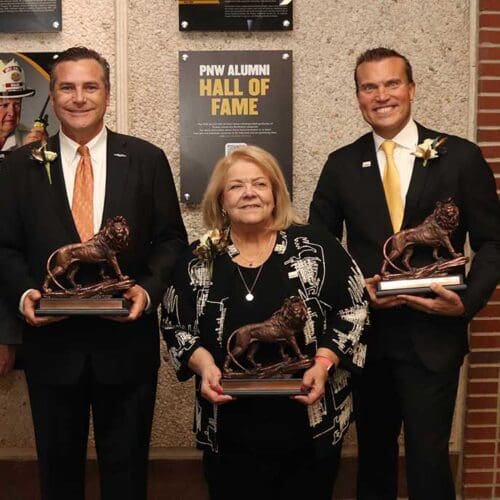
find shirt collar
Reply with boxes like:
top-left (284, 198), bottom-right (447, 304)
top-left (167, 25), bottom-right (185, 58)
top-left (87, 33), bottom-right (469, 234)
top-left (373, 118), bottom-right (418, 152)
top-left (1, 132), bottom-right (17, 151)
top-left (59, 126), bottom-right (107, 161)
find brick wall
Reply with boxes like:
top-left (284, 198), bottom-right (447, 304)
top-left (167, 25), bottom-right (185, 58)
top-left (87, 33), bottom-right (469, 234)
top-left (463, 1), bottom-right (500, 498)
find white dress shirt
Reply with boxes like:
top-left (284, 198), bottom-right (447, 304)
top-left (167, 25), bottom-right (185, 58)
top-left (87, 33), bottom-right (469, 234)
top-left (59, 126), bottom-right (107, 234)
top-left (20, 125), bottom-right (151, 313)
top-left (1, 127), bottom-right (26, 152)
top-left (1, 132), bottom-right (17, 151)
top-left (19, 127), bottom-right (107, 312)
top-left (373, 118), bottom-right (418, 207)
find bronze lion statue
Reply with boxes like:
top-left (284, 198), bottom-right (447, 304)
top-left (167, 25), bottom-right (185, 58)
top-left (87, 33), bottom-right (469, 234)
top-left (223, 296), bottom-right (308, 373)
top-left (381, 199), bottom-right (461, 275)
top-left (42, 216), bottom-right (130, 293)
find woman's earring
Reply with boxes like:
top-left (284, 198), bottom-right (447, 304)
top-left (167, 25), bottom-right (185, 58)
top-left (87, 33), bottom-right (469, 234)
top-left (221, 208), bottom-right (227, 217)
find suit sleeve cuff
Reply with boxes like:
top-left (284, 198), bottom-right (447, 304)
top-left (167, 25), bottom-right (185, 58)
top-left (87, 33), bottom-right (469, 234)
top-left (19, 289), bottom-right (35, 315)
top-left (144, 291), bottom-right (152, 314)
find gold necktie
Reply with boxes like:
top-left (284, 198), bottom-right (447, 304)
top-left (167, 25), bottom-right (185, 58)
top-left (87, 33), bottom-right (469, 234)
top-left (72, 145), bottom-right (94, 241)
top-left (381, 140), bottom-right (404, 233)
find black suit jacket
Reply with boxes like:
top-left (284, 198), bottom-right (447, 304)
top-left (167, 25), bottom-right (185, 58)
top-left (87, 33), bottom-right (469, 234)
top-left (0, 150), bottom-right (23, 348)
top-left (310, 122), bottom-right (500, 372)
top-left (0, 130), bottom-right (188, 384)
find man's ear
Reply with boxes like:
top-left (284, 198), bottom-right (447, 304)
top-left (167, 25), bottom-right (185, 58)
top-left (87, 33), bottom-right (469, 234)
top-left (409, 82), bottom-right (416, 101)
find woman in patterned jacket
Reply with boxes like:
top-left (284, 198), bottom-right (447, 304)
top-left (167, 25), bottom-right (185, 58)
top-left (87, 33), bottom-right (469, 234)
top-left (161, 145), bottom-right (368, 500)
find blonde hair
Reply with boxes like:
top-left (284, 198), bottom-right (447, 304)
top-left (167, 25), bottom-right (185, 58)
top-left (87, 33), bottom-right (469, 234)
top-left (201, 145), bottom-right (303, 231)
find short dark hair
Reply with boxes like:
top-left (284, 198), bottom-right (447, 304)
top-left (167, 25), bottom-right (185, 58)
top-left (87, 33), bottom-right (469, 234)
top-left (50, 46), bottom-right (110, 92)
top-left (354, 47), bottom-right (413, 93)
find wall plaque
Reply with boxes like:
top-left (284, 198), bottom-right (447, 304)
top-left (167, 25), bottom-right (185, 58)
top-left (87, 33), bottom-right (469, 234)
top-left (179, 50), bottom-right (293, 204)
top-left (0, 52), bottom-right (59, 164)
top-left (179, 0), bottom-right (292, 31)
top-left (0, 0), bottom-right (62, 32)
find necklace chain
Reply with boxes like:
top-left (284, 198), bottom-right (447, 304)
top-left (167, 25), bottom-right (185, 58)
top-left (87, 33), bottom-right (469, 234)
top-left (236, 264), bottom-right (264, 302)
top-left (231, 231), bottom-right (274, 267)
top-left (231, 231), bottom-right (275, 301)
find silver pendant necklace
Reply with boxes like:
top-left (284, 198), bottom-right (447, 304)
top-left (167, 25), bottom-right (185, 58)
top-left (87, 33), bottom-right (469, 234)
top-left (236, 264), bottom-right (264, 302)
top-left (231, 231), bottom-right (275, 267)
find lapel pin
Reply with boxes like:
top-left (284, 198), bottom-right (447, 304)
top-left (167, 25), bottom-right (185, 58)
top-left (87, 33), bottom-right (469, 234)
top-left (361, 161), bottom-right (371, 168)
top-left (113, 153), bottom-right (127, 158)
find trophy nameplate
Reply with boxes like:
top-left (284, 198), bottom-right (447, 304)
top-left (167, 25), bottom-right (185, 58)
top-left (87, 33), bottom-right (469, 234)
top-left (376, 199), bottom-right (469, 297)
top-left (376, 275), bottom-right (466, 297)
top-left (221, 297), bottom-right (313, 396)
top-left (36, 296), bottom-right (130, 316)
top-left (222, 378), bottom-right (308, 397)
top-left (36, 216), bottom-right (135, 316)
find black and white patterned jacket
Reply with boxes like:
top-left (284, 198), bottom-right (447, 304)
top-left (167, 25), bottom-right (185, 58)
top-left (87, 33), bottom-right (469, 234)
top-left (161, 224), bottom-right (368, 455)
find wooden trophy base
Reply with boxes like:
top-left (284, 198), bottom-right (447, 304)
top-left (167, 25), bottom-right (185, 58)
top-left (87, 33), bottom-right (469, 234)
top-left (376, 274), bottom-right (466, 297)
top-left (35, 297), bottom-right (130, 316)
top-left (221, 378), bottom-right (308, 397)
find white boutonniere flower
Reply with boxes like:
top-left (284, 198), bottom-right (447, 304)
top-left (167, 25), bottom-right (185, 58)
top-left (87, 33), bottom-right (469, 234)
top-left (31, 142), bottom-right (57, 184)
top-left (413, 136), bottom-right (447, 167)
top-left (193, 229), bottom-right (227, 276)
top-left (199, 229), bottom-right (222, 248)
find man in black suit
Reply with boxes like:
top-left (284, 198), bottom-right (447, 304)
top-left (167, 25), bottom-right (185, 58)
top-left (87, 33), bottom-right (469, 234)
top-left (310, 47), bottom-right (500, 499)
top-left (0, 47), bottom-right (187, 500)
top-left (0, 58), bottom-right (48, 376)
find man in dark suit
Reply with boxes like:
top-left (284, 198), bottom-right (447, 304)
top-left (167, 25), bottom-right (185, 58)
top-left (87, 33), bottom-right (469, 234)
top-left (0, 47), bottom-right (187, 500)
top-left (310, 47), bottom-right (500, 499)
top-left (0, 58), bottom-right (48, 376)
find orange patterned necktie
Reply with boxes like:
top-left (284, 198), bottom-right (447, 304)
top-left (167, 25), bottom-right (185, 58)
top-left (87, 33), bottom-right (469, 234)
top-left (381, 140), bottom-right (404, 233)
top-left (72, 145), bottom-right (94, 241)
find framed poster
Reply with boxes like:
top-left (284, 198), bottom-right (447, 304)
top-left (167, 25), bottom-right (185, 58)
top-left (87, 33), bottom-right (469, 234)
top-left (0, 0), bottom-right (62, 32)
top-left (0, 52), bottom-right (59, 162)
top-left (179, 50), bottom-right (292, 204)
top-left (179, 0), bottom-right (292, 31)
